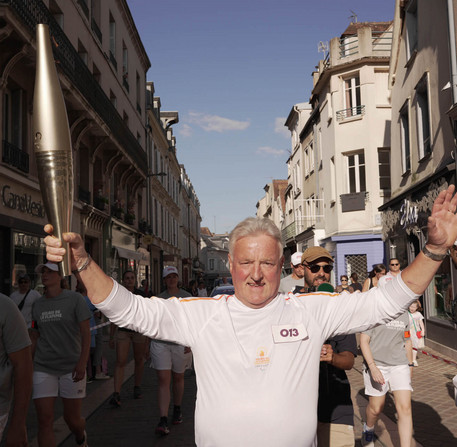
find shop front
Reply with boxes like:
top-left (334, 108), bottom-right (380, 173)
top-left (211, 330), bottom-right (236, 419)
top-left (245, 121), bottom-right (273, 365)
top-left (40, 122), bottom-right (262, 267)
top-left (380, 171), bottom-right (457, 359)
top-left (0, 181), bottom-right (48, 294)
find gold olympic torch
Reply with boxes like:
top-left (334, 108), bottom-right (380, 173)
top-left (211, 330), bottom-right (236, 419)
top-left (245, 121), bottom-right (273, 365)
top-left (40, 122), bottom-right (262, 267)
top-left (33, 24), bottom-right (73, 277)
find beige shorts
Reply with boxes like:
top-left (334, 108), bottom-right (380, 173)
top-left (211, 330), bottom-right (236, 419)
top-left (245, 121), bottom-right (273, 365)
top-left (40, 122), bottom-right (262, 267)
top-left (32, 371), bottom-right (86, 399)
top-left (149, 340), bottom-right (192, 373)
top-left (363, 364), bottom-right (412, 396)
top-left (116, 328), bottom-right (147, 344)
top-left (317, 422), bottom-right (354, 447)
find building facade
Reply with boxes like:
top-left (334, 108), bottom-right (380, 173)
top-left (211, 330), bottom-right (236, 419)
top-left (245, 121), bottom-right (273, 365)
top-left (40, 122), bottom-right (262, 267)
top-left (308, 21), bottom-right (393, 283)
top-left (382, 0), bottom-right (457, 358)
top-left (1, 0), bottom-right (201, 296)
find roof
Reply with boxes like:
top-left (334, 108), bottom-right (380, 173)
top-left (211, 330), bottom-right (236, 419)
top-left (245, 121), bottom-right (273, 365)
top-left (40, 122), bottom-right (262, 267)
top-left (341, 21), bottom-right (393, 37)
top-left (200, 227), bottom-right (213, 236)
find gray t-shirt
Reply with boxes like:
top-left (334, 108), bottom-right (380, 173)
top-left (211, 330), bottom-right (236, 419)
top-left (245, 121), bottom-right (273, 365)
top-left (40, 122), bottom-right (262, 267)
top-left (278, 275), bottom-right (303, 294)
top-left (32, 290), bottom-right (91, 375)
top-left (0, 293), bottom-right (31, 414)
top-left (363, 312), bottom-right (410, 367)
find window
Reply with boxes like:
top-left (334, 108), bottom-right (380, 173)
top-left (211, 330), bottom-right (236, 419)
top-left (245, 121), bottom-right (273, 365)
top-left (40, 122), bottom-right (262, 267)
top-left (378, 148), bottom-right (391, 193)
top-left (109, 13), bottom-right (116, 67)
top-left (109, 90), bottom-right (116, 108)
top-left (78, 40), bottom-right (88, 65)
top-left (330, 156), bottom-right (336, 202)
top-left (405, 0), bottom-right (418, 61)
top-left (416, 74), bottom-right (431, 159)
top-left (209, 259), bottom-right (215, 271)
top-left (309, 142), bottom-right (314, 173)
top-left (400, 101), bottom-right (411, 172)
top-left (136, 72), bottom-right (141, 114)
top-left (49, 0), bottom-right (64, 28)
top-left (344, 75), bottom-right (361, 116)
top-left (122, 42), bottom-right (128, 78)
top-left (3, 87), bottom-right (23, 148)
top-left (346, 151), bottom-right (366, 193)
top-left (92, 62), bottom-right (101, 84)
top-left (91, 0), bottom-right (102, 43)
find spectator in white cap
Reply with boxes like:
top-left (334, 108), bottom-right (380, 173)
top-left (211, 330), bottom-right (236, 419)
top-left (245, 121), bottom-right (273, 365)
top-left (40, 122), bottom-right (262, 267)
top-left (10, 272), bottom-right (41, 328)
top-left (278, 251), bottom-right (304, 294)
top-left (150, 266), bottom-right (192, 436)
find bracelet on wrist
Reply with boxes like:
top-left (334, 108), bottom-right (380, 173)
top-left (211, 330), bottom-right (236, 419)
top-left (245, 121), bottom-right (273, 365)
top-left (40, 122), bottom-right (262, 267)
top-left (72, 254), bottom-right (92, 274)
top-left (422, 244), bottom-right (448, 261)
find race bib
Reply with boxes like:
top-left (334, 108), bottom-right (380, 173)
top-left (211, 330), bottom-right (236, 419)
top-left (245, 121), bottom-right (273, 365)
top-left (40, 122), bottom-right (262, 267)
top-left (272, 324), bottom-right (308, 343)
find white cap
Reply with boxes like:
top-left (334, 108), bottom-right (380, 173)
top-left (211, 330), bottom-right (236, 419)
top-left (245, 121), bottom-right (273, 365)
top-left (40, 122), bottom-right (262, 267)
top-left (291, 252), bottom-right (303, 266)
top-left (162, 266), bottom-right (178, 278)
top-left (35, 262), bottom-right (59, 273)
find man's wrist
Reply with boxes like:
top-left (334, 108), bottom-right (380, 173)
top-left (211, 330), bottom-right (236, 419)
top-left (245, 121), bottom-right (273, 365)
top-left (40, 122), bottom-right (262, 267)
top-left (422, 244), bottom-right (448, 261)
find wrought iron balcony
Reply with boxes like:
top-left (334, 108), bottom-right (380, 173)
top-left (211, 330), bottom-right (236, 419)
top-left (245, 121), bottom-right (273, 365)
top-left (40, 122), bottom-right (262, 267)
top-left (2, 140), bottom-right (29, 173)
top-left (1, 0), bottom-right (147, 174)
top-left (336, 105), bottom-right (365, 121)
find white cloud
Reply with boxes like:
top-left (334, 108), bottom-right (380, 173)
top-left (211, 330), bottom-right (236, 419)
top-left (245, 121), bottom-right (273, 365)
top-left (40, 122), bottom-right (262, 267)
top-left (275, 117), bottom-right (290, 138)
top-left (188, 112), bottom-right (250, 133)
top-left (179, 124), bottom-right (193, 137)
top-left (256, 146), bottom-right (286, 156)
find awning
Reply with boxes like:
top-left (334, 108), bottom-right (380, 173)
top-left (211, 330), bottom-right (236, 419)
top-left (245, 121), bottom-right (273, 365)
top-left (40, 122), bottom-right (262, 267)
top-left (114, 246), bottom-right (144, 262)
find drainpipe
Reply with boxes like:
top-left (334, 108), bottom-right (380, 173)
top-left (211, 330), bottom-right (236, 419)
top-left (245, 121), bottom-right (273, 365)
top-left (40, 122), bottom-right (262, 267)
top-left (447, 0), bottom-right (457, 188)
top-left (448, 0), bottom-right (457, 105)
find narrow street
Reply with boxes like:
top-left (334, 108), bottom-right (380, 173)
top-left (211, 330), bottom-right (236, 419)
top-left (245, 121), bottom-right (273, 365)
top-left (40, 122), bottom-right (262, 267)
top-left (18, 335), bottom-right (457, 447)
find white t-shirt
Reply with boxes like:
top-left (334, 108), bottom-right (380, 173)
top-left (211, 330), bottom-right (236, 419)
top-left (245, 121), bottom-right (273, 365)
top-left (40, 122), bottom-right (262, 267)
top-left (97, 274), bottom-right (417, 447)
top-left (9, 289), bottom-right (41, 328)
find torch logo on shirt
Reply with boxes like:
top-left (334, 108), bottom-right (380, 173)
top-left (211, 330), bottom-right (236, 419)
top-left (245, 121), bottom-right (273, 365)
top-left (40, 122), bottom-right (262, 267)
top-left (254, 347), bottom-right (270, 370)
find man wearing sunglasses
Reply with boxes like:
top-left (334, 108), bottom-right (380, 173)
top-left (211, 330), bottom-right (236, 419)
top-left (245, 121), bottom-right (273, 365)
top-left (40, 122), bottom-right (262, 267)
top-left (301, 247), bottom-right (334, 291)
top-left (42, 185), bottom-right (457, 446)
top-left (387, 258), bottom-right (402, 277)
top-left (301, 247), bottom-right (357, 446)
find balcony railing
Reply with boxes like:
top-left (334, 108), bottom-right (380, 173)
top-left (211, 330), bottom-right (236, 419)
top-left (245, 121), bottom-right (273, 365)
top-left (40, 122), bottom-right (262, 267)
top-left (372, 30), bottom-right (393, 53)
top-left (340, 31), bottom-right (392, 58)
top-left (1, 0), bottom-right (147, 174)
top-left (336, 105), bottom-right (365, 121)
top-left (2, 140), bottom-right (29, 173)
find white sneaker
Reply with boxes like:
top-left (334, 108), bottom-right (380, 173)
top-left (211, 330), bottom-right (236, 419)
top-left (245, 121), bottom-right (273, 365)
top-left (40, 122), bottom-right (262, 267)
top-left (361, 423), bottom-right (375, 447)
top-left (95, 373), bottom-right (110, 380)
top-left (413, 360), bottom-right (419, 367)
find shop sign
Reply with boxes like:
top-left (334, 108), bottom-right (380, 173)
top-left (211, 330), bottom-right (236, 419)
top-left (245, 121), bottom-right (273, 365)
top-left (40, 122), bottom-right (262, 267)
top-left (400, 199), bottom-right (418, 229)
top-left (1, 185), bottom-right (45, 217)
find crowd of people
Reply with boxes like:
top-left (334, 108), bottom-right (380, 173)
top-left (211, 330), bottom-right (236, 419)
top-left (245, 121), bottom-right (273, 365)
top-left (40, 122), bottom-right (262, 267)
top-left (0, 185), bottom-right (455, 446)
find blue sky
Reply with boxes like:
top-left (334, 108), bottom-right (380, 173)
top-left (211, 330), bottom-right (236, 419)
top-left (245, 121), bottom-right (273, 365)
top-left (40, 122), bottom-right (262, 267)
top-left (128, 0), bottom-right (394, 233)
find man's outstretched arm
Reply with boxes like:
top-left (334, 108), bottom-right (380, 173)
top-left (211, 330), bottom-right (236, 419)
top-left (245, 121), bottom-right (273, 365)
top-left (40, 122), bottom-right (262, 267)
top-left (401, 185), bottom-right (457, 294)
